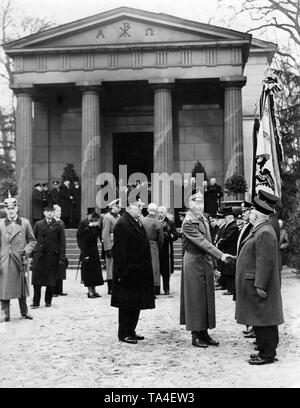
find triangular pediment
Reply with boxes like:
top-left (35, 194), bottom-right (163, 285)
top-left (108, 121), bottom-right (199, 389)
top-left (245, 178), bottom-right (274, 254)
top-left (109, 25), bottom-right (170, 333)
top-left (4, 7), bottom-right (251, 52)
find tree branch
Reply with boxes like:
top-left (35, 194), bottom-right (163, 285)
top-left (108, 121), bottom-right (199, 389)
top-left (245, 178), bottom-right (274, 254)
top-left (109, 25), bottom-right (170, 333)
top-left (275, 50), bottom-right (298, 65)
top-left (0, 72), bottom-right (9, 81)
top-left (247, 21), bottom-right (300, 45)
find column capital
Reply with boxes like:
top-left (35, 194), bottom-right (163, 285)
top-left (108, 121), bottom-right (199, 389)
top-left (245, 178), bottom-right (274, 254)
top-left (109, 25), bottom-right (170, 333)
top-left (220, 76), bottom-right (247, 89)
top-left (11, 84), bottom-right (35, 96)
top-left (76, 81), bottom-right (102, 94)
top-left (149, 79), bottom-right (175, 91)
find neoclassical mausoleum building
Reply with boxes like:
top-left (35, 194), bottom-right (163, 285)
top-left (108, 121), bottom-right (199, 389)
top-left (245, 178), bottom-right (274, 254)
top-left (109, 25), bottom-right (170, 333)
top-left (4, 7), bottom-right (276, 219)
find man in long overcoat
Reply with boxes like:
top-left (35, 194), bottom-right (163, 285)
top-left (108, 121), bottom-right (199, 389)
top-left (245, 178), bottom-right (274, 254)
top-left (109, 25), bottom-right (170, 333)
top-left (59, 179), bottom-right (74, 228)
top-left (71, 178), bottom-right (81, 228)
top-left (111, 201), bottom-right (155, 344)
top-left (31, 205), bottom-right (66, 307)
top-left (77, 207), bottom-right (102, 272)
top-left (102, 199), bottom-right (121, 294)
top-left (217, 207), bottom-right (239, 296)
top-left (180, 192), bottom-right (233, 347)
top-left (235, 198), bottom-right (284, 365)
top-left (141, 203), bottom-right (164, 296)
top-left (205, 178), bottom-right (223, 215)
top-left (0, 196), bottom-right (36, 322)
top-left (52, 204), bottom-right (68, 297)
top-left (158, 206), bottom-right (179, 295)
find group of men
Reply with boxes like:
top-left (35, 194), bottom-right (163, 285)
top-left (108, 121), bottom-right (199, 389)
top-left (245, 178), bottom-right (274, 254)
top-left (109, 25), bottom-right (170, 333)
top-left (179, 189), bottom-right (284, 365)
top-left (0, 197), bottom-right (67, 322)
top-left (32, 178), bottom-right (81, 228)
top-left (110, 189), bottom-right (284, 366)
top-left (0, 185), bottom-right (284, 366)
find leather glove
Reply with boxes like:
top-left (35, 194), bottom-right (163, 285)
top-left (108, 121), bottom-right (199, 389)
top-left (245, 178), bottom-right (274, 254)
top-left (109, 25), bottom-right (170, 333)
top-left (105, 250), bottom-right (112, 259)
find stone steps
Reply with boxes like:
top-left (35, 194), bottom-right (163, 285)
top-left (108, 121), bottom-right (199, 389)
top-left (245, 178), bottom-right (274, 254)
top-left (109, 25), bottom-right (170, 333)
top-left (65, 229), bottom-right (182, 270)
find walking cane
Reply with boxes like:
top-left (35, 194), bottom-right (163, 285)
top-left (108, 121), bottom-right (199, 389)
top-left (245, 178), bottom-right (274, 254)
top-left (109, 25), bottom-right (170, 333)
top-left (75, 258), bottom-right (81, 281)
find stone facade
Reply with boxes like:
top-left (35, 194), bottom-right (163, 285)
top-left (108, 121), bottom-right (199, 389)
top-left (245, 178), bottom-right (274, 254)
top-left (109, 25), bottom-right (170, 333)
top-left (4, 7), bottom-right (276, 219)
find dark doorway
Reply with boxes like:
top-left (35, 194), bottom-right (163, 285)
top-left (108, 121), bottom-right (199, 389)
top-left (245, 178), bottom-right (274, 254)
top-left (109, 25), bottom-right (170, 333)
top-left (113, 132), bottom-right (154, 181)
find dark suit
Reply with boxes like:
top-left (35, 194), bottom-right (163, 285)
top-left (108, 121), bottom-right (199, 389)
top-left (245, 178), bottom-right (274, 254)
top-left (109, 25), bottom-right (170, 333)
top-left (205, 184), bottom-right (223, 214)
top-left (53, 219), bottom-right (68, 295)
top-left (49, 188), bottom-right (60, 206)
top-left (111, 211), bottom-right (155, 340)
top-left (217, 220), bottom-right (239, 295)
top-left (214, 222), bottom-right (226, 288)
top-left (76, 218), bottom-right (103, 287)
top-left (159, 217), bottom-right (179, 294)
top-left (59, 184), bottom-right (73, 228)
top-left (71, 185), bottom-right (81, 228)
top-left (31, 218), bottom-right (66, 306)
top-left (41, 189), bottom-right (50, 208)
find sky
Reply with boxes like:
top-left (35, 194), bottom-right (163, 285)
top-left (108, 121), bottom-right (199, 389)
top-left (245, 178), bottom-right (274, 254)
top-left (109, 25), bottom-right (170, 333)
top-left (13, 0), bottom-right (222, 26)
top-left (0, 0), bottom-right (232, 109)
top-left (0, 0), bottom-right (294, 109)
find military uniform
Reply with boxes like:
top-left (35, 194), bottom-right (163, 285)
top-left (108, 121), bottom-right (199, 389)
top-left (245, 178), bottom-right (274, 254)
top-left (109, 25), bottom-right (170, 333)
top-left (235, 198), bottom-right (284, 364)
top-left (0, 215), bottom-right (36, 321)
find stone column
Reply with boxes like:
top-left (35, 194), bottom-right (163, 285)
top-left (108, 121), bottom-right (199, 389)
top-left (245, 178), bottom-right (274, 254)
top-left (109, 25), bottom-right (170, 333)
top-left (221, 76), bottom-right (247, 179)
top-left (151, 82), bottom-right (174, 174)
top-left (14, 87), bottom-right (34, 220)
top-left (150, 80), bottom-right (174, 208)
top-left (78, 84), bottom-right (101, 218)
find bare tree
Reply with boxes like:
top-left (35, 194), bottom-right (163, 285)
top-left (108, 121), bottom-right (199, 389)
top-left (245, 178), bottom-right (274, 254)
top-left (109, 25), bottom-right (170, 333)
top-left (213, 0), bottom-right (300, 68)
top-left (0, 0), bottom-right (55, 88)
top-left (0, 0), bottom-right (55, 198)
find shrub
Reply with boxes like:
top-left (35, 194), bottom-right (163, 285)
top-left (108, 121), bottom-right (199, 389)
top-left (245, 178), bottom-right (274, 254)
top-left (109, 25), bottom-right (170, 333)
top-left (224, 174), bottom-right (248, 197)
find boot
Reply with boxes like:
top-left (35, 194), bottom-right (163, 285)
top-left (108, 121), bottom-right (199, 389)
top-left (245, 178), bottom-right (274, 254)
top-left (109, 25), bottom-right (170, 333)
top-left (199, 330), bottom-right (219, 346)
top-left (107, 280), bottom-right (112, 295)
top-left (191, 331), bottom-right (207, 348)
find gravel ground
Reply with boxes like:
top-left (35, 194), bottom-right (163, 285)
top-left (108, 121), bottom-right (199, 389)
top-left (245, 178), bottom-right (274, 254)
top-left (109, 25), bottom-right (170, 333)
top-left (1, 267), bottom-right (300, 388)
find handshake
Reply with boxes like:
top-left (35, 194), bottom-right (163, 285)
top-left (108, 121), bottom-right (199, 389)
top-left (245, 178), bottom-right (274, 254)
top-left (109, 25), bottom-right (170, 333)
top-left (221, 254), bottom-right (236, 264)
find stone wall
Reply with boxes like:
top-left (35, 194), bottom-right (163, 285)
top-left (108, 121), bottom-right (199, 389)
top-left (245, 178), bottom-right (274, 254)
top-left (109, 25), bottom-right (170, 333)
top-left (176, 104), bottom-right (224, 185)
top-left (33, 89), bottom-right (82, 185)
